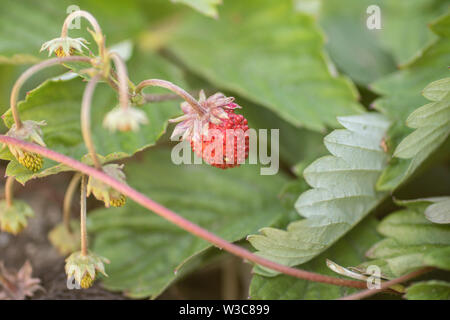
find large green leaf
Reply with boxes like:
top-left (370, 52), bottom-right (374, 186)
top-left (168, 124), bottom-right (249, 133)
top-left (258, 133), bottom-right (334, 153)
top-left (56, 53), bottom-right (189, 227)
top-left (376, 0), bottom-right (447, 66)
top-left (356, 200), bottom-right (450, 279)
top-left (315, 0), bottom-right (446, 85)
top-left (167, 0), bottom-right (363, 132)
top-left (88, 148), bottom-right (288, 298)
top-left (373, 12), bottom-right (450, 191)
top-left (249, 217), bottom-right (382, 300)
top-left (316, 0), bottom-right (396, 85)
top-left (248, 113), bottom-right (390, 275)
top-left (0, 50), bottom-right (185, 184)
top-left (405, 281), bottom-right (450, 300)
top-left (425, 198), bottom-right (450, 224)
top-left (171, 0), bottom-right (222, 18)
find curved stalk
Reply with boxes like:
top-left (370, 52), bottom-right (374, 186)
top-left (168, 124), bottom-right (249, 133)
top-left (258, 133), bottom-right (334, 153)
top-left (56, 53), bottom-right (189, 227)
top-left (109, 53), bottom-right (129, 109)
top-left (63, 173), bottom-right (82, 233)
top-left (81, 74), bottom-right (103, 170)
top-left (135, 79), bottom-right (206, 115)
top-left (4, 177), bottom-right (15, 207)
top-left (10, 56), bottom-right (92, 129)
top-left (80, 175), bottom-right (88, 256)
top-left (61, 10), bottom-right (105, 59)
top-left (143, 93), bottom-right (181, 102)
top-left (339, 267), bottom-right (432, 300)
top-left (0, 135), bottom-right (375, 290)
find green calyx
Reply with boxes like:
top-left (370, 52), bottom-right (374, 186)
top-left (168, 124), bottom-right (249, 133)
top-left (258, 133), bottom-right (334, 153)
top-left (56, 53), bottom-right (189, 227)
top-left (0, 200), bottom-right (34, 235)
top-left (65, 251), bottom-right (109, 288)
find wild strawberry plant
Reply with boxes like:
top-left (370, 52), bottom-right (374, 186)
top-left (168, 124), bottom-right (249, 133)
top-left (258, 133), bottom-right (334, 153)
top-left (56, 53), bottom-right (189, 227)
top-left (0, 0), bottom-right (448, 300)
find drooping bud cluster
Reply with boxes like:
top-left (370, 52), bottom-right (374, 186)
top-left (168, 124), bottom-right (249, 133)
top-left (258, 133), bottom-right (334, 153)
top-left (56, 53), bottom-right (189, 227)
top-left (87, 164), bottom-right (127, 207)
top-left (170, 91), bottom-right (249, 169)
top-left (65, 251), bottom-right (109, 289)
top-left (103, 106), bottom-right (148, 132)
top-left (48, 221), bottom-right (81, 255)
top-left (3, 120), bottom-right (46, 172)
top-left (40, 37), bottom-right (89, 57)
top-left (0, 200), bottom-right (34, 235)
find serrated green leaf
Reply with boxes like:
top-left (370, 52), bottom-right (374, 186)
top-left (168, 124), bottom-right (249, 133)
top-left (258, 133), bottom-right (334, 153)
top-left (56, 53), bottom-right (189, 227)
top-left (430, 13), bottom-right (450, 37)
top-left (393, 87), bottom-right (450, 160)
top-left (357, 202), bottom-right (450, 279)
top-left (424, 247), bottom-right (450, 271)
top-left (248, 113), bottom-right (390, 275)
top-left (249, 217), bottom-right (382, 300)
top-left (373, 12), bottom-right (450, 191)
top-left (378, 210), bottom-right (450, 246)
top-left (167, 0), bottom-right (363, 132)
top-left (394, 196), bottom-right (449, 212)
top-left (0, 50), bottom-right (185, 184)
top-left (405, 281), bottom-right (450, 300)
top-left (171, 0), bottom-right (222, 18)
top-left (88, 148), bottom-right (288, 299)
top-left (422, 78), bottom-right (450, 101)
top-left (424, 198), bottom-right (450, 224)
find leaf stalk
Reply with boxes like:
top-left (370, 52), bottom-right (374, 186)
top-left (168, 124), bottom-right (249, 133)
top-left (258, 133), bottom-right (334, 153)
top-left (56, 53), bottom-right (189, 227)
top-left (63, 173), bottom-right (82, 233)
top-left (80, 174), bottom-right (88, 256)
top-left (81, 74), bottom-right (103, 170)
top-left (135, 79), bottom-right (207, 115)
top-left (4, 176), bottom-right (15, 208)
top-left (61, 10), bottom-right (105, 59)
top-left (9, 56), bottom-right (92, 129)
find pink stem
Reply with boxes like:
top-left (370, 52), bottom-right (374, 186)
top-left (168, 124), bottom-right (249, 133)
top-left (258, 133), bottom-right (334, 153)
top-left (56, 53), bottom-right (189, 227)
top-left (10, 56), bottom-right (92, 129)
top-left (0, 135), bottom-right (369, 289)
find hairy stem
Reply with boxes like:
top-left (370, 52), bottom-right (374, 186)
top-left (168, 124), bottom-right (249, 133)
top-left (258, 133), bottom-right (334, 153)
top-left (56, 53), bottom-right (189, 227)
top-left (339, 267), bottom-right (432, 300)
top-left (80, 175), bottom-right (88, 256)
top-left (109, 53), bottom-right (130, 109)
top-left (0, 135), bottom-right (375, 290)
top-left (81, 74), bottom-right (103, 170)
top-left (135, 79), bottom-right (206, 114)
top-left (63, 173), bottom-right (82, 233)
top-left (61, 10), bottom-right (105, 59)
top-left (4, 177), bottom-right (15, 208)
top-left (10, 56), bottom-right (92, 129)
top-left (143, 93), bottom-right (182, 102)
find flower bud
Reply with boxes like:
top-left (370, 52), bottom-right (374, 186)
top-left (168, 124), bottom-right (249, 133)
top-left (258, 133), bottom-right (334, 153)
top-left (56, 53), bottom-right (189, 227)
top-left (4, 120), bottom-right (46, 172)
top-left (40, 37), bottom-right (89, 57)
top-left (103, 106), bottom-right (148, 132)
top-left (65, 251), bottom-right (109, 289)
top-left (0, 200), bottom-right (34, 235)
top-left (48, 220), bottom-right (80, 256)
top-left (87, 164), bottom-right (127, 208)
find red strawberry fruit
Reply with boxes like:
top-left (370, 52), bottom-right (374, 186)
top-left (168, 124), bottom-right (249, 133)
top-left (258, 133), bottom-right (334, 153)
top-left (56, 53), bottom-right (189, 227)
top-left (170, 92), bottom-right (250, 169)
